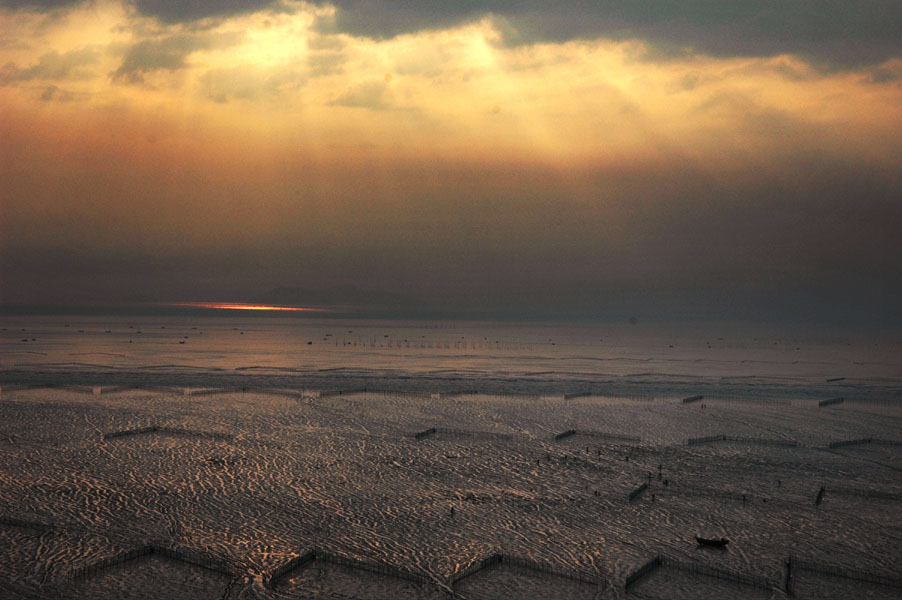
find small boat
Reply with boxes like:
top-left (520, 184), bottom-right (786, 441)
top-left (696, 536), bottom-right (729, 547)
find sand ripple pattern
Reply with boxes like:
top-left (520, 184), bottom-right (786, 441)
top-left (0, 387), bottom-right (900, 599)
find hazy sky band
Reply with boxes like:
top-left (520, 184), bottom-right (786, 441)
top-left (1, 1), bottom-right (900, 322)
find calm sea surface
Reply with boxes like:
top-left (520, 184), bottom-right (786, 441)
top-left (2, 314), bottom-right (899, 400)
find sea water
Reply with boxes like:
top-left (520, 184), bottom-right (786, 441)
top-left (2, 314), bottom-right (899, 399)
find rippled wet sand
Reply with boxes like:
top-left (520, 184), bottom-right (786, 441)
top-left (1, 387), bottom-right (900, 599)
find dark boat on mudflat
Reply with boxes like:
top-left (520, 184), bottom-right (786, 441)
top-left (696, 536), bottom-right (729, 547)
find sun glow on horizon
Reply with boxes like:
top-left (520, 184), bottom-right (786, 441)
top-left (171, 302), bottom-right (327, 312)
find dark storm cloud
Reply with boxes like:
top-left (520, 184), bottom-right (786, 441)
top-left (130, 0), bottom-right (276, 23)
top-left (111, 31), bottom-right (243, 82)
top-left (4, 1), bottom-right (899, 66)
top-left (0, 0), bottom-right (78, 8)
top-left (324, 1), bottom-right (902, 67)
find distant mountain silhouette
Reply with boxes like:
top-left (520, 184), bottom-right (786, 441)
top-left (258, 285), bottom-right (408, 309)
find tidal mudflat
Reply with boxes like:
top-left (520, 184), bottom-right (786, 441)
top-left (1, 385), bottom-right (900, 599)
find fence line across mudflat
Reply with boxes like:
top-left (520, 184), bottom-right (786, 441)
top-left (671, 485), bottom-right (751, 503)
top-left (406, 426), bottom-right (516, 441)
top-left (628, 483), bottom-right (648, 502)
top-left (449, 553), bottom-right (503, 585)
top-left (413, 427), bottom-right (437, 440)
top-left (828, 438), bottom-right (902, 449)
top-left (434, 427), bottom-right (514, 441)
top-left (58, 385), bottom-right (97, 395)
top-left (317, 550), bottom-right (431, 585)
top-left (624, 554), bottom-right (772, 591)
top-left (662, 556), bottom-right (772, 590)
top-left (0, 384), bottom-right (41, 393)
top-left (1, 383), bottom-right (97, 394)
top-left (818, 397), bottom-right (844, 407)
top-left (578, 429), bottom-right (641, 442)
top-left (68, 544), bottom-right (237, 582)
top-left (91, 385), bottom-right (134, 395)
top-left (828, 438), bottom-right (873, 449)
top-left (493, 553), bottom-right (600, 586)
top-left (268, 551), bottom-right (316, 587)
top-left (624, 555), bottom-right (662, 589)
top-left (827, 486), bottom-right (902, 501)
top-left (840, 397), bottom-right (901, 407)
top-left (0, 516), bottom-right (52, 532)
top-left (243, 387), bottom-right (306, 398)
top-left (183, 387), bottom-right (246, 397)
top-left (555, 429), bottom-right (640, 442)
top-left (687, 435), bottom-right (797, 447)
top-left (702, 395), bottom-right (791, 405)
top-left (687, 435), bottom-right (726, 445)
top-left (449, 552), bottom-right (600, 588)
top-left (319, 387), bottom-right (369, 398)
top-left (102, 426), bottom-right (233, 442)
top-left (726, 436), bottom-right (797, 447)
top-left (789, 555), bottom-right (902, 589)
top-left (267, 548), bottom-right (432, 589)
top-left (565, 393), bottom-right (661, 403)
top-left (442, 390), bottom-right (481, 398)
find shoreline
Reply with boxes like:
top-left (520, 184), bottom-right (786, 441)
top-left (1, 367), bottom-right (895, 405)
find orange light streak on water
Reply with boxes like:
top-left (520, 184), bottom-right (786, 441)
top-left (171, 302), bottom-right (326, 312)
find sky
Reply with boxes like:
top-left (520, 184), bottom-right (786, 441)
top-left (1, 0), bottom-right (901, 323)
